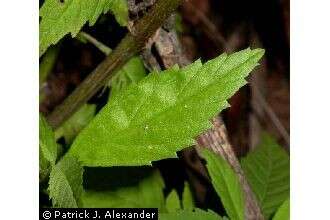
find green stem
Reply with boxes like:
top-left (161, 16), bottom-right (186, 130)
top-left (47, 0), bottom-right (183, 129)
top-left (77, 32), bottom-right (112, 55)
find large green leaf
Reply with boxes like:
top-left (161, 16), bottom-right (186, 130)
top-left (201, 149), bottom-right (245, 220)
top-left (68, 48), bottom-right (264, 167)
top-left (241, 134), bottom-right (290, 218)
top-left (273, 198), bottom-right (289, 220)
top-left (39, 0), bottom-right (128, 55)
top-left (39, 114), bottom-right (57, 165)
top-left (160, 209), bottom-right (222, 220)
top-left (48, 155), bottom-right (84, 208)
top-left (81, 170), bottom-right (165, 209)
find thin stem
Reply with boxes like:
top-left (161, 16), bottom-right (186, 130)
top-left (77, 32), bottom-right (112, 55)
top-left (46, 0), bottom-right (183, 129)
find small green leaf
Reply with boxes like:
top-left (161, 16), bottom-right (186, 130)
top-left (39, 114), bottom-right (57, 165)
top-left (81, 170), bottom-right (165, 209)
top-left (69, 48), bottom-right (264, 167)
top-left (160, 209), bottom-right (222, 220)
top-left (201, 149), bottom-right (245, 220)
top-left (39, 146), bottom-right (51, 182)
top-left (182, 182), bottom-right (194, 210)
top-left (55, 104), bottom-right (96, 145)
top-left (273, 198), bottom-right (289, 220)
top-left (166, 190), bottom-right (181, 212)
top-left (48, 155), bottom-right (83, 208)
top-left (241, 133), bottom-right (290, 218)
top-left (110, 56), bottom-right (147, 98)
top-left (39, 0), bottom-right (128, 55)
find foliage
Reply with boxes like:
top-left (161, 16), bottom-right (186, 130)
top-left (48, 155), bottom-right (83, 208)
top-left (81, 169), bottom-right (165, 210)
top-left (39, 114), bottom-right (57, 165)
top-left (241, 134), bottom-right (290, 218)
top-left (201, 149), bottom-right (245, 220)
top-left (165, 190), bottom-right (181, 212)
top-left (273, 198), bottom-right (290, 220)
top-left (182, 182), bottom-right (194, 210)
top-left (68, 48), bottom-right (264, 167)
top-left (39, 3), bottom-right (271, 215)
top-left (160, 209), bottom-right (222, 220)
top-left (39, 0), bottom-right (128, 55)
top-left (55, 104), bottom-right (96, 145)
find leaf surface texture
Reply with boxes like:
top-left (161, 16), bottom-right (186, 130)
top-left (69, 48), bottom-right (264, 167)
top-left (39, 0), bottom-right (128, 55)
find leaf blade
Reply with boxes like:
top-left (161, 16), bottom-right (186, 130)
top-left (201, 149), bottom-right (245, 220)
top-left (273, 198), bottom-right (289, 220)
top-left (39, 0), bottom-right (128, 55)
top-left (48, 155), bottom-right (84, 208)
top-left (69, 48), bottom-right (264, 167)
top-left (241, 134), bottom-right (290, 218)
top-left (39, 114), bottom-right (57, 165)
top-left (81, 170), bottom-right (165, 209)
top-left (160, 209), bottom-right (222, 220)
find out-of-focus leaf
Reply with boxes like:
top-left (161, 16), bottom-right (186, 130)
top-left (201, 149), bottom-right (244, 220)
top-left (165, 190), bottom-right (181, 212)
top-left (81, 170), bottom-right (165, 210)
top-left (160, 209), bottom-right (222, 220)
top-left (55, 104), bottom-right (96, 145)
top-left (110, 56), bottom-right (147, 98)
top-left (39, 114), bottom-right (57, 165)
top-left (273, 198), bottom-right (289, 220)
top-left (241, 134), bottom-right (290, 218)
top-left (182, 182), bottom-right (194, 209)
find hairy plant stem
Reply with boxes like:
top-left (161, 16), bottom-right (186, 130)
top-left (46, 0), bottom-right (183, 129)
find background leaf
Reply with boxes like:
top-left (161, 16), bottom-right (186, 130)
top-left (48, 155), bottom-right (83, 208)
top-left (110, 56), bottom-right (147, 98)
top-left (81, 169), bottom-right (165, 210)
top-left (273, 198), bottom-right (289, 220)
top-left (39, 114), bottom-right (57, 165)
top-left (165, 190), bottom-right (181, 212)
top-left (39, 0), bottom-right (128, 55)
top-left (241, 133), bottom-right (290, 218)
top-left (69, 48), bottom-right (264, 167)
top-left (160, 209), bottom-right (222, 220)
top-left (182, 182), bottom-right (194, 210)
top-left (55, 104), bottom-right (96, 145)
top-left (201, 149), bottom-right (245, 220)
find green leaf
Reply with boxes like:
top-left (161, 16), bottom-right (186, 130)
top-left (69, 48), bottom-right (264, 167)
top-left (110, 56), bottom-right (147, 98)
top-left (273, 198), bottom-right (289, 220)
top-left (39, 146), bottom-right (51, 182)
top-left (241, 134), bottom-right (290, 218)
top-left (182, 182), bottom-right (194, 210)
top-left (81, 170), bottom-right (165, 209)
top-left (39, 0), bottom-right (128, 55)
top-left (160, 209), bottom-right (222, 220)
top-left (166, 190), bottom-right (181, 212)
top-left (39, 44), bottom-right (60, 86)
top-left (39, 114), bottom-right (57, 165)
top-left (48, 155), bottom-right (83, 208)
top-left (55, 104), bottom-right (96, 145)
top-left (201, 149), bottom-right (245, 220)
